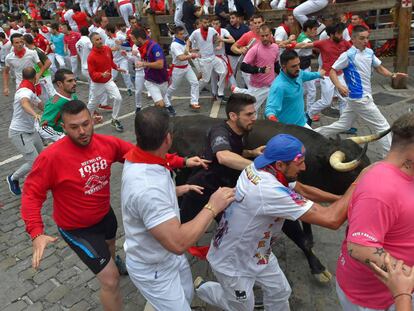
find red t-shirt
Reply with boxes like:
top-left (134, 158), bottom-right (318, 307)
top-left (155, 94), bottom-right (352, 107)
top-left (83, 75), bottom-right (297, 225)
top-left (150, 0), bottom-right (165, 12)
top-left (336, 162), bottom-right (414, 309)
top-left (21, 134), bottom-right (186, 238)
top-left (64, 31), bottom-right (81, 56)
top-left (236, 30), bottom-right (261, 48)
top-left (34, 34), bottom-right (50, 54)
top-left (72, 11), bottom-right (89, 30)
top-left (313, 39), bottom-right (351, 75)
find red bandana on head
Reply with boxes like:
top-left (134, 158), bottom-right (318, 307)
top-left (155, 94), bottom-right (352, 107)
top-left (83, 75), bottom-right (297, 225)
top-left (15, 47), bottom-right (27, 58)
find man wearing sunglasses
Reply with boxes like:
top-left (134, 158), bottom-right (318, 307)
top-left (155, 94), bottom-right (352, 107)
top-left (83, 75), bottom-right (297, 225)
top-left (195, 134), bottom-right (358, 310)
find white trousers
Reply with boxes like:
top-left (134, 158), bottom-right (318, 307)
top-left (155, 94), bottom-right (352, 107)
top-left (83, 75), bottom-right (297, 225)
top-left (135, 70), bottom-right (145, 108)
top-left (165, 66), bottom-right (199, 106)
top-left (70, 55), bottom-right (79, 78)
top-left (199, 56), bottom-right (227, 97)
top-left (37, 125), bottom-right (65, 142)
top-left (39, 75), bottom-right (56, 103)
top-left (303, 67), bottom-right (316, 108)
top-left (112, 58), bottom-right (134, 90)
top-left (127, 255), bottom-right (194, 311)
top-left (336, 281), bottom-right (414, 311)
top-left (293, 0), bottom-right (329, 25)
top-left (307, 75), bottom-right (346, 117)
top-left (270, 0), bottom-right (287, 9)
top-left (55, 54), bottom-right (67, 68)
top-left (47, 53), bottom-right (57, 73)
top-left (197, 254), bottom-right (291, 311)
top-left (211, 57), bottom-right (230, 97)
top-left (233, 85), bottom-right (270, 112)
top-left (87, 80), bottom-right (122, 119)
top-left (228, 55), bottom-right (239, 86)
top-left (315, 95), bottom-right (392, 155)
top-left (119, 3), bottom-right (134, 28)
top-left (82, 68), bottom-right (108, 105)
top-left (144, 80), bottom-right (169, 105)
top-left (80, 0), bottom-right (93, 15)
top-left (174, 0), bottom-right (185, 29)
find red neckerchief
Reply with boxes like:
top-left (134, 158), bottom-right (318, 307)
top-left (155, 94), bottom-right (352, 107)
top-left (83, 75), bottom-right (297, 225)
top-left (200, 27), bottom-right (209, 41)
top-left (138, 39), bottom-right (150, 59)
top-left (18, 79), bottom-right (36, 93)
top-left (15, 47), bottom-right (26, 58)
top-left (261, 164), bottom-right (289, 187)
top-left (124, 146), bottom-right (176, 171)
top-left (279, 23), bottom-right (290, 36)
top-left (215, 27), bottom-right (221, 36)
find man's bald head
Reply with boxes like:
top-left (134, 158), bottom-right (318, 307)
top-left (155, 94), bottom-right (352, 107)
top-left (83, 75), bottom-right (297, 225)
top-left (22, 67), bottom-right (36, 81)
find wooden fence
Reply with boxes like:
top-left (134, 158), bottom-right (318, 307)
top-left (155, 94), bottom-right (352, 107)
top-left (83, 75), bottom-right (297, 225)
top-left (109, 0), bottom-right (413, 88)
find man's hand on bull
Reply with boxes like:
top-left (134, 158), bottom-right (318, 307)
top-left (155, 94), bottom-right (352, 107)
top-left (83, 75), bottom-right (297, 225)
top-left (176, 184), bottom-right (204, 197)
top-left (185, 156), bottom-right (211, 170)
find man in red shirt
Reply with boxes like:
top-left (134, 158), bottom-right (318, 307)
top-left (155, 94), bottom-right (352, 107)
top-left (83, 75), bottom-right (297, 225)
top-left (295, 23), bottom-right (351, 125)
top-left (87, 32), bottom-right (125, 131)
top-left (62, 23), bottom-right (81, 79)
top-left (72, 4), bottom-right (89, 31)
top-left (31, 27), bottom-right (50, 54)
top-left (21, 100), bottom-right (208, 311)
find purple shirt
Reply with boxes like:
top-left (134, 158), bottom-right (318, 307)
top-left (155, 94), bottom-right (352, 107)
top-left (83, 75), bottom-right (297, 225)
top-left (144, 40), bottom-right (168, 84)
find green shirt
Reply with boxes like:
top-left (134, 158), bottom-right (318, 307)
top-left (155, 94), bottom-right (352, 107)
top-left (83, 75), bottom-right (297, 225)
top-left (34, 47), bottom-right (51, 77)
top-left (41, 93), bottom-right (78, 132)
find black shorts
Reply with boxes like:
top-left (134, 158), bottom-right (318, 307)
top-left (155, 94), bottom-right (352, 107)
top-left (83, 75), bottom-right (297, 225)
top-left (58, 208), bottom-right (118, 274)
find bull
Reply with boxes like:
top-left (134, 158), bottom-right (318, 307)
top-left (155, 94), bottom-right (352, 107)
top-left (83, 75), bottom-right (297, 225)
top-left (170, 115), bottom-right (387, 282)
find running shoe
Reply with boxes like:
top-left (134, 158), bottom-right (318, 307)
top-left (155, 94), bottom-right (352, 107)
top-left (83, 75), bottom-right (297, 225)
top-left (166, 105), bottom-right (176, 116)
top-left (194, 276), bottom-right (205, 290)
top-left (135, 107), bottom-right (141, 114)
top-left (306, 113), bottom-right (313, 126)
top-left (111, 119), bottom-right (124, 132)
top-left (98, 104), bottom-right (113, 111)
top-left (312, 114), bottom-right (320, 122)
top-left (6, 175), bottom-right (21, 196)
top-left (127, 89), bottom-right (133, 96)
top-left (115, 255), bottom-right (129, 276)
top-left (190, 103), bottom-right (201, 110)
top-left (343, 127), bottom-right (358, 135)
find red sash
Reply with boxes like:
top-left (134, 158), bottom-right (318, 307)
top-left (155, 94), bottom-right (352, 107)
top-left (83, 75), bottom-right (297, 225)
top-left (216, 54), bottom-right (233, 83)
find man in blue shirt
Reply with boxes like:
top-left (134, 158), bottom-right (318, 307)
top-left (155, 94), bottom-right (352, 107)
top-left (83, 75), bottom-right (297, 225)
top-left (50, 23), bottom-right (67, 71)
top-left (265, 49), bottom-right (323, 128)
top-left (131, 28), bottom-right (176, 115)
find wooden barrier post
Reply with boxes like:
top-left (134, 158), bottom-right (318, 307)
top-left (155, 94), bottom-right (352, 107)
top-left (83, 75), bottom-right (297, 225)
top-left (392, 0), bottom-right (412, 89)
top-left (147, 13), bottom-right (161, 43)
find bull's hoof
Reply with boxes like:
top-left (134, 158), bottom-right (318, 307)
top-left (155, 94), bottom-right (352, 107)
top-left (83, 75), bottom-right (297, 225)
top-left (312, 269), bottom-right (333, 283)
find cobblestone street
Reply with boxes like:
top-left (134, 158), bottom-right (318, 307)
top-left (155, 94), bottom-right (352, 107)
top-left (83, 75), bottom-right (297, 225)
top-left (0, 67), bottom-right (413, 311)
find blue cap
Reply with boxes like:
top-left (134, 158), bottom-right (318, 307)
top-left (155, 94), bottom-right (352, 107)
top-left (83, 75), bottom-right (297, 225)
top-left (254, 134), bottom-right (305, 169)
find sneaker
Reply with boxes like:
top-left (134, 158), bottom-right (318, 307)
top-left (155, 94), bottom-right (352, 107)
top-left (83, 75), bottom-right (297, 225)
top-left (218, 95), bottom-right (228, 102)
top-left (135, 107), bottom-right (141, 114)
top-left (343, 127), bottom-right (358, 135)
top-left (190, 103), bottom-right (201, 110)
top-left (166, 105), bottom-right (176, 116)
top-left (194, 276), bottom-right (205, 290)
top-left (127, 89), bottom-right (133, 96)
top-left (6, 175), bottom-right (21, 196)
top-left (111, 119), bottom-right (124, 132)
top-left (115, 255), bottom-right (128, 276)
top-left (98, 104), bottom-right (113, 111)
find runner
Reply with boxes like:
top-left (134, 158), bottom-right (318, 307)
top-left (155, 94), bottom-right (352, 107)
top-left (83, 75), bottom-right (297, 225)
top-left (62, 23), bottom-right (81, 79)
top-left (117, 0), bottom-right (134, 27)
top-left (87, 32), bottom-right (125, 131)
top-left (7, 67), bottom-right (43, 196)
top-left (165, 26), bottom-right (200, 111)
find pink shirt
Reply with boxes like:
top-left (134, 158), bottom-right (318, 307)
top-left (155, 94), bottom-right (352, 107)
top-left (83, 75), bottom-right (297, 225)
top-left (243, 42), bottom-right (279, 88)
top-left (336, 162), bottom-right (414, 309)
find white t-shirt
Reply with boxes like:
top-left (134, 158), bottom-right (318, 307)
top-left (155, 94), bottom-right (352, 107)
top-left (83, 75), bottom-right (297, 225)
top-left (10, 27), bottom-right (25, 36)
top-left (105, 33), bottom-right (127, 63)
top-left (88, 25), bottom-right (108, 43)
top-left (5, 49), bottom-right (40, 85)
top-left (75, 35), bottom-right (92, 70)
top-left (189, 27), bottom-right (218, 58)
top-left (214, 28), bottom-right (230, 56)
top-left (63, 9), bottom-right (77, 31)
top-left (0, 40), bottom-right (11, 61)
top-left (122, 161), bottom-right (180, 264)
top-left (170, 40), bottom-right (188, 66)
top-left (207, 164), bottom-right (313, 277)
top-left (130, 44), bottom-right (144, 72)
top-left (9, 87), bottom-right (41, 133)
top-left (274, 25), bottom-right (288, 42)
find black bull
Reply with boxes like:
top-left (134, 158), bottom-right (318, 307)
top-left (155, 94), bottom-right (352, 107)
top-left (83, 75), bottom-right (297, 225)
top-left (170, 116), bottom-right (371, 280)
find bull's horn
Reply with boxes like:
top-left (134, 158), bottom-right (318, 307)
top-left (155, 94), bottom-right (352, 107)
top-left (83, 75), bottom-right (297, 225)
top-left (329, 143), bottom-right (368, 172)
top-left (347, 128), bottom-right (391, 144)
